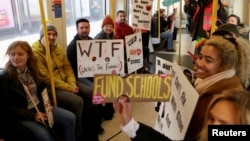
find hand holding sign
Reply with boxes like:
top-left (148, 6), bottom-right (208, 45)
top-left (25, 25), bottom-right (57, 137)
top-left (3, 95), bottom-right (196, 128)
top-left (113, 94), bottom-right (132, 126)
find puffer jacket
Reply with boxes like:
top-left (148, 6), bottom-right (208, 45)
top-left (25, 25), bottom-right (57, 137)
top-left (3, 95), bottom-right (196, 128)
top-left (32, 40), bottom-right (76, 92)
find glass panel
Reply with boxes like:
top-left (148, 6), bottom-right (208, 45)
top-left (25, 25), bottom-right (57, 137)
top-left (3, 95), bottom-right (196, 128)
top-left (0, 0), bottom-right (105, 68)
top-left (0, 0), bottom-right (15, 30)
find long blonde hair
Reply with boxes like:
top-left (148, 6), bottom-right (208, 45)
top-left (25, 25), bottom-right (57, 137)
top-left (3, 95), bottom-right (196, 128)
top-left (197, 90), bottom-right (250, 141)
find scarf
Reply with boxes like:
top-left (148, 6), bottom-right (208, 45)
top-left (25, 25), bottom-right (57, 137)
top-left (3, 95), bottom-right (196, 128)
top-left (194, 68), bottom-right (236, 95)
top-left (17, 67), bottom-right (40, 109)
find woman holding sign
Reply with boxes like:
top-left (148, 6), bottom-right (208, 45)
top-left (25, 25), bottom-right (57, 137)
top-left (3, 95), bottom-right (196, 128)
top-left (0, 41), bottom-right (76, 141)
top-left (94, 15), bottom-right (116, 123)
top-left (94, 15), bottom-right (115, 39)
top-left (113, 25), bottom-right (250, 140)
top-left (186, 24), bottom-right (250, 139)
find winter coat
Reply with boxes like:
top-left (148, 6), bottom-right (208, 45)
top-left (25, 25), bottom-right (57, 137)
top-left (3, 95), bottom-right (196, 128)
top-left (94, 30), bottom-right (115, 39)
top-left (32, 40), bottom-right (76, 92)
top-left (0, 70), bottom-right (47, 137)
top-left (67, 34), bottom-right (92, 78)
top-left (129, 75), bottom-right (243, 141)
top-left (185, 75), bottom-right (243, 139)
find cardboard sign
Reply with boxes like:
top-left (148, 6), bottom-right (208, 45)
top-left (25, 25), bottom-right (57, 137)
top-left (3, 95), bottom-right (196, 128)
top-left (22, 85), bottom-right (54, 128)
top-left (125, 32), bottom-right (144, 73)
top-left (41, 88), bottom-right (54, 128)
top-left (132, 0), bottom-right (153, 30)
top-left (93, 74), bottom-right (172, 103)
top-left (154, 61), bottom-right (199, 140)
top-left (76, 39), bottom-right (124, 77)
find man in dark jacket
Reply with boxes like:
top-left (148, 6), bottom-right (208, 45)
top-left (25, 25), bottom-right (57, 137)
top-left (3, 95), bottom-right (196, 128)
top-left (67, 18), bottom-right (104, 141)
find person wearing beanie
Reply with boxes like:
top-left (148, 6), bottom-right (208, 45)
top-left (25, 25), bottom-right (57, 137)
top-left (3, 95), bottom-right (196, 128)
top-left (101, 15), bottom-right (114, 28)
top-left (39, 23), bottom-right (58, 40)
top-left (95, 15), bottom-right (115, 39)
top-left (94, 15), bottom-right (116, 133)
top-left (32, 23), bottom-right (94, 141)
top-left (37, 23), bottom-right (58, 47)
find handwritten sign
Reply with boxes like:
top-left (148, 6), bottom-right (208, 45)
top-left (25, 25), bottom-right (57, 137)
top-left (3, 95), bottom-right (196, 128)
top-left (41, 88), bottom-right (54, 128)
top-left (76, 40), bottom-right (124, 77)
top-left (154, 61), bottom-right (199, 140)
top-left (125, 32), bottom-right (143, 73)
top-left (155, 56), bottom-right (173, 75)
top-left (93, 74), bottom-right (172, 103)
top-left (132, 0), bottom-right (153, 30)
top-left (156, 56), bottom-right (195, 84)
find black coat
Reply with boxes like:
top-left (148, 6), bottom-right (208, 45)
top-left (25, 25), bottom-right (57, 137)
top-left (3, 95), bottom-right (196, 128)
top-left (94, 30), bottom-right (115, 39)
top-left (67, 34), bottom-right (92, 78)
top-left (0, 70), bottom-right (47, 132)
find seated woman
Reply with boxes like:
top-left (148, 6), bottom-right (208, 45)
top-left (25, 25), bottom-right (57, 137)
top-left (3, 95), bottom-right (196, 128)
top-left (0, 41), bottom-right (76, 141)
top-left (94, 15), bottom-right (115, 121)
top-left (226, 14), bottom-right (250, 40)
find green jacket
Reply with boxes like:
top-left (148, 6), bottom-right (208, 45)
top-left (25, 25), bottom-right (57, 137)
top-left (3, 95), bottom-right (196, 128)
top-left (32, 40), bottom-right (76, 92)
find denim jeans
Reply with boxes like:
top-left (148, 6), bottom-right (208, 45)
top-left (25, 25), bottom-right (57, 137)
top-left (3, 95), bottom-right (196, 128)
top-left (160, 31), bottom-right (174, 50)
top-left (56, 89), bottom-right (83, 141)
top-left (21, 106), bottom-right (76, 141)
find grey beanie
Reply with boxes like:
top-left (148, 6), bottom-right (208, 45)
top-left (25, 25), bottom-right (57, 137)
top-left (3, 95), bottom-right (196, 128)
top-left (40, 24), bottom-right (57, 39)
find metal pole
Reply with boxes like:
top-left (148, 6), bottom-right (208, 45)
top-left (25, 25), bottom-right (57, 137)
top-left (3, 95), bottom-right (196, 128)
top-left (38, 0), bottom-right (57, 106)
top-left (211, 0), bottom-right (218, 34)
top-left (178, 0), bottom-right (182, 65)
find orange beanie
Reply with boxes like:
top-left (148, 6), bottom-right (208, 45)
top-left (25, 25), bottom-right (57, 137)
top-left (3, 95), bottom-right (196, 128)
top-left (101, 16), bottom-right (114, 28)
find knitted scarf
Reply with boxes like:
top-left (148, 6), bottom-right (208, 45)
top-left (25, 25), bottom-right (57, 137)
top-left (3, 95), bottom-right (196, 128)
top-left (194, 68), bottom-right (236, 95)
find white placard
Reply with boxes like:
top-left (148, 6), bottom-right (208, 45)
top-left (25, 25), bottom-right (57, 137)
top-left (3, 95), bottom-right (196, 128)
top-left (77, 39), bottom-right (124, 77)
top-left (41, 88), bottom-right (54, 128)
top-left (131, 0), bottom-right (153, 30)
top-left (125, 32), bottom-right (144, 73)
top-left (154, 59), bottom-right (199, 140)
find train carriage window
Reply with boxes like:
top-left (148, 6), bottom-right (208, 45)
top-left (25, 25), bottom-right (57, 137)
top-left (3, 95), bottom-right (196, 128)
top-left (0, 0), bottom-right (105, 68)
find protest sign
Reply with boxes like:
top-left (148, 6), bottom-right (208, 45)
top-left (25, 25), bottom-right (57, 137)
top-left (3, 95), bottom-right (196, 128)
top-left (154, 61), bottom-right (199, 140)
top-left (41, 88), bottom-right (54, 128)
top-left (76, 39), bottom-right (124, 77)
top-left (93, 74), bottom-right (172, 103)
top-left (125, 32), bottom-right (144, 73)
top-left (132, 0), bottom-right (153, 30)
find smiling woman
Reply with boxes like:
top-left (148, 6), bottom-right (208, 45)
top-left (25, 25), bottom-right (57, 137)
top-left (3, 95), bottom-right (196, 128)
top-left (0, 40), bottom-right (76, 141)
top-left (186, 32), bottom-right (250, 140)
